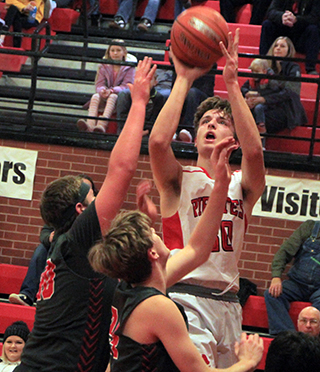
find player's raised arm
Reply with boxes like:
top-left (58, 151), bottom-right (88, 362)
top-left (220, 29), bottom-right (265, 217)
top-left (149, 53), bottom-right (211, 217)
top-left (95, 57), bottom-right (157, 234)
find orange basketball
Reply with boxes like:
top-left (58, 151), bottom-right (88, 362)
top-left (170, 6), bottom-right (229, 68)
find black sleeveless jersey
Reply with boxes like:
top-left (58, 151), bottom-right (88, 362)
top-left (110, 281), bottom-right (187, 372)
top-left (15, 201), bottom-right (117, 372)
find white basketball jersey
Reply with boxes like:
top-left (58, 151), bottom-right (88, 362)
top-left (162, 165), bottom-right (247, 292)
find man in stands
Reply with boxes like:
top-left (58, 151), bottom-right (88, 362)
top-left (297, 306), bottom-right (320, 337)
top-left (259, 0), bottom-right (320, 75)
top-left (220, 0), bottom-right (272, 25)
top-left (265, 220), bottom-right (320, 336)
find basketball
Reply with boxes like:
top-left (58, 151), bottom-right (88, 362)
top-left (170, 6), bottom-right (229, 68)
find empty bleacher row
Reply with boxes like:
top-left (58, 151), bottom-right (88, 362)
top-left (0, 263), bottom-right (312, 371)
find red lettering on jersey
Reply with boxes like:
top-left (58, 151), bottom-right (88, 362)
top-left (192, 199), bottom-right (199, 217)
top-left (110, 306), bottom-right (120, 359)
top-left (211, 236), bottom-right (220, 252)
top-left (221, 220), bottom-right (233, 251)
top-left (230, 199), bottom-right (239, 216)
top-left (239, 200), bottom-right (244, 219)
top-left (224, 198), bottom-right (244, 220)
top-left (191, 197), bottom-right (209, 217)
top-left (37, 259), bottom-right (56, 301)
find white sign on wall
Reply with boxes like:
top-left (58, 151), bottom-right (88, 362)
top-left (0, 146), bottom-right (38, 201)
top-left (253, 175), bottom-right (320, 222)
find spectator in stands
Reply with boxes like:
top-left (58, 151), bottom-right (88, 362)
top-left (0, 0), bottom-right (44, 47)
top-left (264, 330), bottom-right (320, 372)
top-left (14, 57), bottom-right (157, 372)
top-left (116, 70), bottom-right (166, 135)
top-left (109, 0), bottom-right (161, 32)
top-left (152, 68), bottom-right (172, 101)
top-left (0, 321), bottom-right (30, 372)
top-left (264, 220), bottom-right (320, 336)
top-left (88, 147), bottom-right (264, 372)
top-left (9, 225), bottom-right (53, 306)
top-left (174, 0), bottom-right (191, 19)
top-left (8, 174), bottom-right (98, 307)
top-left (219, 0), bottom-right (272, 25)
top-left (240, 56), bottom-right (307, 142)
top-left (259, 0), bottom-right (320, 75)
top-left (297, 306), bottom-right (320, 337)
top-left (77, 39), bottom-right (135, 133)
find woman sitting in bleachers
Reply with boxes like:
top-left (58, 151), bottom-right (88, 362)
top-left (241, 37), bottom-right (307, 140)
top-left (0, 0), bottom-right (44, 47)
top-left (0, 321), bottom-right (30, 372)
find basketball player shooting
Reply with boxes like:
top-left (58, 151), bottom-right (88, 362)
top-left (149, 29), bottom-right (265, 368)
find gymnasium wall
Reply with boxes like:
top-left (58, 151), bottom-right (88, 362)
top-left (0, 139), bottom-right (318, 295)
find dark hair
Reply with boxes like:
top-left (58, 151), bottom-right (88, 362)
top-left (193, 96), bottom-right (234, 137)
top-left (40, 176), bottom-right (88, 233)
top-left (77, 174), bottom-right (99, 196)
top-left (265, 331), bottom-right (320, 372)
top-left (89, 211), bottom-right (153, 284)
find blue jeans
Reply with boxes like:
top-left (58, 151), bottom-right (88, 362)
top-left (116, 0), bottom-right (161, 23)
top-left (116, 88), bottom-right (131, 134)
top-left (20, 243), bottom-right (48, 304)
top-left (253, 103), bottom-right (265, 124)
top-left (264, 279), bottom-right (320, 335)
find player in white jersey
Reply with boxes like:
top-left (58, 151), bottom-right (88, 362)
top-left (149, 30), bottom-right (265, 368)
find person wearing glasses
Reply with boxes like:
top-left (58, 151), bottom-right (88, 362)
top-left (297, 306), bottom-right (320, 337)
top-left (264, 220), bottom-right (320, 336)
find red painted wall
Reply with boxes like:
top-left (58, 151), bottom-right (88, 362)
top-left (0, 139), bottom-right (318, 295)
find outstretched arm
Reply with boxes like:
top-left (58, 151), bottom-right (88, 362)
top-left (166, 136), bottom-right (236, 287)
top-left (143, 297), bottom-right (263, 372)
top-left (220, 29), bottom-right (265, 219)
top-left (149, 56), bottom-right (211, 218)
top-left (95, 57), bottom-right (157, 235)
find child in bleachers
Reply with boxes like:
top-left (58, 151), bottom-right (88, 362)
top-left (77, 39), bottom-right (135, 133)
top-left (241, 56), bottom-right (307, 140)
top-left (241, 58), bottom-right (277, 135)
top-left (0, 0), bottom-right (44, 47)
top-left (0, 321), bottom-right (30, 372)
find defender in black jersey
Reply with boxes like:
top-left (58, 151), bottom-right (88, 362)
top-left (89, 139), bottom-right (264, 372)
top-left (15, 57), bottom-right (157, 372)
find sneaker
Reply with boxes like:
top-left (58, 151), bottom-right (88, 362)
top-left (93, 124), bottom-right (106, 133)
top-left (109, 16), bottom-right (125, 29)
top-left (44, 0), bottom-right (56, 19)
top-left (9, 293), bottom-right (31, 306)
top-left (77, 119), bottom-right (93, 132)
top-left (178, 129), bottom-right (192, 143)
top-left (137, 18), bottom-right (152, 32)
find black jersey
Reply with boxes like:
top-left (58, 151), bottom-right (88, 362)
top-left (110, 281), bottom-right (187, 372)
top-left (16, 201), bottom-right (117, 372)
